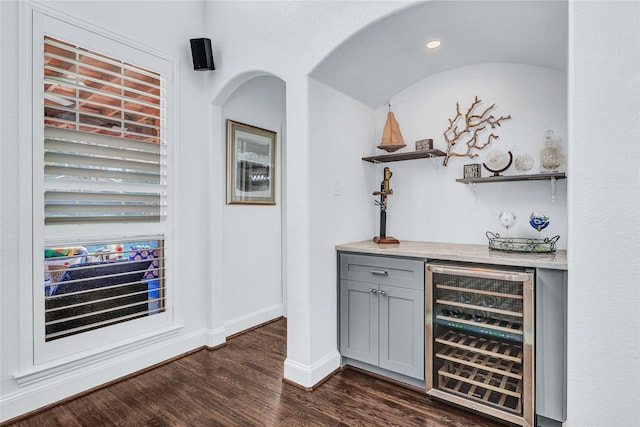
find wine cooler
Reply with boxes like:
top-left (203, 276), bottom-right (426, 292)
top-left (426, 262), bottom-right (535, 427)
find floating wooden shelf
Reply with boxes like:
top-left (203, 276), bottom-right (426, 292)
top-left (456, 172), bottom-right (567, 201)
top-left (455, 172), bottom-right (566, 184)
top-left (362, 149), bottom-right (446, 163)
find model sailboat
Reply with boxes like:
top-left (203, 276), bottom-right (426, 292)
top-left (377, 105), bottom-right (406, 152)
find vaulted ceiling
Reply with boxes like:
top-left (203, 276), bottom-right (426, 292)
top-left (310, 1), bottom-right (568, 108)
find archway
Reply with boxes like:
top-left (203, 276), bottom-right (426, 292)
top-left (210, 72), bottom-right (287, 337)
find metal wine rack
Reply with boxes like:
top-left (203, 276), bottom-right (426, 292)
top-left (435, 331), bottom-right (523, 413)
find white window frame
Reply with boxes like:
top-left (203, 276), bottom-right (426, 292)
top-left (19, 5), bottom-right (179, 371)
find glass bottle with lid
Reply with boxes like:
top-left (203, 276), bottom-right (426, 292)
top-left (540, 129), bottom-right (560, 172)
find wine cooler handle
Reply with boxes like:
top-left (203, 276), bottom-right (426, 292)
top-left (427, 264), bottom-right (531, 282)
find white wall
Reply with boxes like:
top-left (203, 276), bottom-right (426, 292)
top-left (307, 78), bottom-right (377, 363)
top-left (373, 63), bottom-right (568, 247)
top-left (202, 0), bottom-right (411, 88)
top-left (0, 0), bottom-right (22, 415)
top-left (221, 76), bottom-right (285, 335)
top-left (0, 0), bottom-right (215, 421)
top-left (202, 0), bottom-right (411, 387)
top-left (567, 1), bottom-right (640, 426)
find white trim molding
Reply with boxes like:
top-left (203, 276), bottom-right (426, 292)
top-left (204, 326), bottom-right (226, 348)
top-left (14, 324), bottom-right (184, 386)
top-left (2, 325), bottom-right (205, 423)
top-left (283, 349), bottom-right (341, 389)
top-left (223, 304), bottom-right (284, 338)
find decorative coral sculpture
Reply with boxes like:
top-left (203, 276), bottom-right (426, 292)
top-left (443, 96), bottom-right (511, 166)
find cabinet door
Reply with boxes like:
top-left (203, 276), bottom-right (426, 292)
top-left (378, 285), bottom-right (425, 379)
top-left (339, 279), bottom-right (378, 365)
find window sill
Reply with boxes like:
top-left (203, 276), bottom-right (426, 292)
top-left (14, 323), bottom-right (183, 387)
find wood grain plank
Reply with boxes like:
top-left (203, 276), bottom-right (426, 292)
top-left (3, 319), bottom-right (504, 427)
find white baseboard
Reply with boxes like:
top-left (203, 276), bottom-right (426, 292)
top-left (0, 328), bottom-right (206, 423)
top-left (223, 304), bottom-right (284, 337)
top-left (204, 326), bottom-right (227, 348)
top-left (284, 349), bottom-right (341, 389)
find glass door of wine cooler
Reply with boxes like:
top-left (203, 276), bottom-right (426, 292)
top-left (426, 263), bottom-right (534, 427)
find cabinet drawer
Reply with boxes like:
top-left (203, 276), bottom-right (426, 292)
top-left (340, 253), bottom-right (424, 290)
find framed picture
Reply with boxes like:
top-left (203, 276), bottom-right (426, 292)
top-left (463, 163), bottom-right (481, 179)
top-left (226, 120), bottom-right (277, 205)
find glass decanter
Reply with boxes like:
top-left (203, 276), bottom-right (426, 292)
top-left (540, 130), bottom-right (560, 172)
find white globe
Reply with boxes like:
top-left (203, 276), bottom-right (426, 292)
top-left (486, 150), bottom-right (509, 170)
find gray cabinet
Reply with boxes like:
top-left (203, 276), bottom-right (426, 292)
top-left (339, 253), bottom-right (425, 381)
top-left (340, 280), bottom-right (378, 365)
top-left (535, 268), bottom-right (568, 427)
top-left (378, 284), bottom-right (424, 377)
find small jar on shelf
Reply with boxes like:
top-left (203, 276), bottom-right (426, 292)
top-left (540, 129), bottom-right (561, 172)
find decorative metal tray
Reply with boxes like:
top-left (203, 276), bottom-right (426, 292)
top-left (486, 231), bottom-right (560, 253)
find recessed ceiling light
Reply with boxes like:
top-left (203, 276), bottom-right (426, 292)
top-left (425, 40), bottom-right (441, 50)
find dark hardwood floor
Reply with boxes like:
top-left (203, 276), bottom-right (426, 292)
top-left (5, 319), bottom-right (504, 426)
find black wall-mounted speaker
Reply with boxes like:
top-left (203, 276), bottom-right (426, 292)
top-left (190, 38), bottom-right (215, 71)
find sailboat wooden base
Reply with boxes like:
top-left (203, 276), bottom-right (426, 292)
top-left (376, 143), bottom-right (405, 153)
top-left (373, 235), bottom-right (399, 244)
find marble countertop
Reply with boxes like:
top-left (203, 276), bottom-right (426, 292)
top-left (336, 240), bottom-right (567, 270)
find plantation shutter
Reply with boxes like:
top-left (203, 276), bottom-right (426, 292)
top-left (43, 36), bottom-right (166, 224)
top-left (44, 241), bottom-right (166, 341)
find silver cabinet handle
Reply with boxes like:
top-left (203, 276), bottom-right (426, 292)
top-left (379, 290), bottom-right (387, 296)
top-left (369, 288), bottom-right (377, 294)
top-left (369, 269), bottom-right (388, 276)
